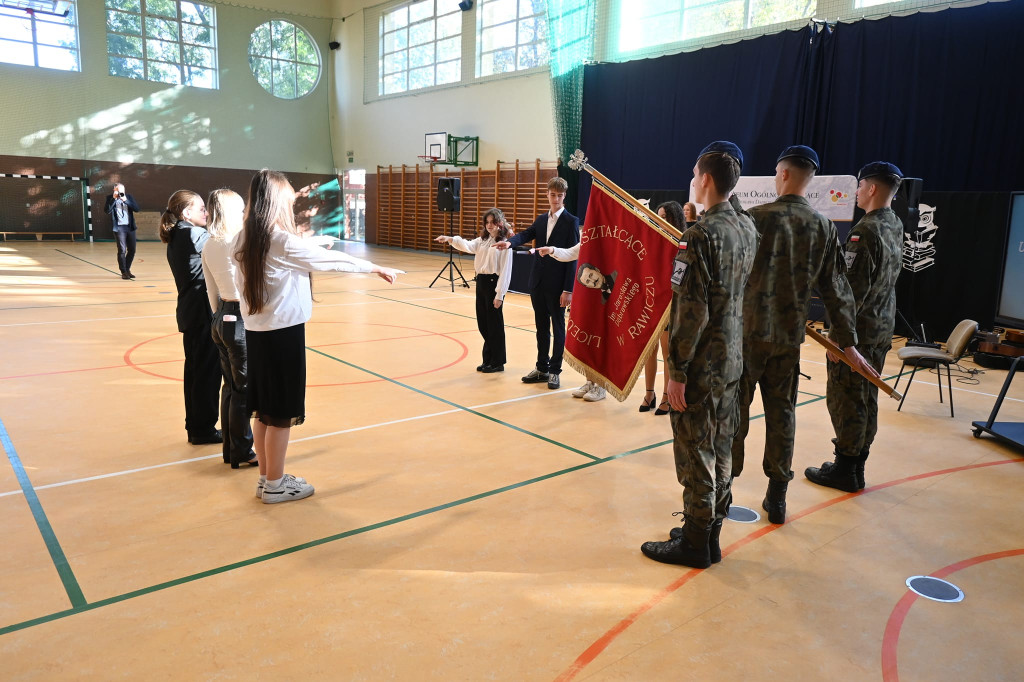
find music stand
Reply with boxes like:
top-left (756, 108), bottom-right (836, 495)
top-left (430, 205), bottom-right (469, 292)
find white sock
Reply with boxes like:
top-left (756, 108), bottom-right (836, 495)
top-left (259, 474), bottom-right (267, 483)
top-left (266, 477), bottom-right (283, 489)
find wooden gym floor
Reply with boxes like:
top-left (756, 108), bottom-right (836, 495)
top-left (0, 240), bottom-right (1021, 681)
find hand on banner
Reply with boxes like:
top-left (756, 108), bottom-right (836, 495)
top-left (533, 246), bottom-right (554, 257)
top-left (666, 379), bottom-right (686, 412)
top-left (374, 266), bottom-right (404, 284)
top-left (559, 291), bottom-right (572, 307)
top-left (843, 346), bottom-right (880, 379)
top-left (493, 240), bottom-right (510, 250)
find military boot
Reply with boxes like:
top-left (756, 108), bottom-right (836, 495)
top-left (672, 518), bottom-right (724, 564)
top-left (805, 454), bottom-right (859, 493)
top-left (762, 480), bottom-right (788, 524)
top-left (641, 524), bottom-right (712, 568)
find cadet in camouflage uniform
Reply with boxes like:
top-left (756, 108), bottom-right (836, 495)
top-left (641, 141), bottom-right (758, 568)
top-left (731, 145), bottom-right (877, 525)
top-left (806, 162), bottom-right (905, 492)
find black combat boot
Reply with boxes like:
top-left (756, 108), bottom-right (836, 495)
top-left (762, 479), bottom-right (788, 524)
top-left (641, 524), bottom-right (712, 568)
top-left (855, 454), bottom-right (867, 491)
top-left (708, 519), bottom-right (724, 564)
top-left (805, 454), bottom-right (859, 493)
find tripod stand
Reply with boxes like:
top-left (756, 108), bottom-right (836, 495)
top-left (430, 210), bottom-right (469, 291)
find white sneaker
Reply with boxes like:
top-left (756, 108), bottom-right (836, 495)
top-left (572, 381), bottom-right (593, 398)
top-left (258, 473), bottom-right (309, 499)
top-left (583, 385), bottom-right (607, 402)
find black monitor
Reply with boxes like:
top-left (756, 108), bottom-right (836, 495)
top-left (995, 192), bottom-right (1024, 328)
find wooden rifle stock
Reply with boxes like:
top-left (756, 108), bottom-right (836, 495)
top-left (805, 326), bottom-right (903, 401)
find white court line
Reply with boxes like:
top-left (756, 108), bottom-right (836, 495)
top-left (0, 387), bottom-right (577, 497)
top-left (0, 313), bottom-right (173, 327)
top-left (798, 361), bottom-right (1022, 403)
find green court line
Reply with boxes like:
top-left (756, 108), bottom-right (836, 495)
top-left (0, 418), bottom-right (86, 610)
top-left (54, 249), bottom-right (122, 276)
top-left (307, 346), bottom-right (599, 461)
top-left (356, 291), bottom-right (538, 334)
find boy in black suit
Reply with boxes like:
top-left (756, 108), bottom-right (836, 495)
top-left (504, 177), bottom-right (580, 389)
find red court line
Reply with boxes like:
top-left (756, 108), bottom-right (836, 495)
top-left (880, 548), bottom-right (1024, 682)
top-left (553, 457), bottom-right (1024, 682)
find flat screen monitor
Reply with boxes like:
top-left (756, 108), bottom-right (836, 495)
top-left (995, 192), bottom-right (1024, 328)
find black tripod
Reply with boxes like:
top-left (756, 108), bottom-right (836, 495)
top-left (430, 210), bottom-right (469, 291)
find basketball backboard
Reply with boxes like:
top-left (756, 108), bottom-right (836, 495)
top-left (424, 132), bottom-right (448, 163)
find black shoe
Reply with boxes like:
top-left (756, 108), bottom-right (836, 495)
top-left (188, 430), bottom-right (223, 445)
top-left (547, 373), bottom-right (560, 389)
top-left (476, 364), bottom-right (487, 372)
top-left (127, 271), bottom-right (136, 279)
top-left (481, 364), bottom-right (504, 373)
top-left (654, 395), bottom-right (670, 415)
top-left (522, 369), bottom-right (550, 383)
top-left (762, 480), bottom-right (788, 524)
top-left (641, 525), bottom-right (712, 568)
top-left (121, 273), bottom-right (131, 280)
top-left (805, 457), bottom-right (860, 493)
top-left (639, 390), bottom-right (656, 412)
top-left (670, 518), bottom-right (723, 564)
top-left (855, 458), bottom-right (866, 491)
top-left (231, 451), bottom-right (259, 469)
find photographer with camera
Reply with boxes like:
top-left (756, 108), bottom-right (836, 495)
top-left (104, 183), bottom-right (140, 279)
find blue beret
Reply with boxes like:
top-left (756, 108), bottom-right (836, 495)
top-left (858, 161), bottom-right (903, 181)
top-left (777, 145), bottom-right (819, 170)
top-left (698, 141), bottom-right (743, 170)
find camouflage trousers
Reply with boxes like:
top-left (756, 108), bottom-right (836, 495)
top-left (731, 340), bottom-right (801, 482)
top-left (671, 378), bottom-right (740, 530)
top-left (826, 344), bottom-right (889, 459)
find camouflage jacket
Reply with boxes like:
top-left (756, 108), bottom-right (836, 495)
top-left (843, 207), bottom-right (903, 347)
top-left (743, 195), bottom-right (859, 349)
top-left (667, 200), bottom-right (758, 391)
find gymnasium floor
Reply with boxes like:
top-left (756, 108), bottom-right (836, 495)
top-left (1, 240), bottom-right (1022, 681)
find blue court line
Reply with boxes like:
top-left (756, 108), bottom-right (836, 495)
top-left (0, 417), bottom-right (86, 609)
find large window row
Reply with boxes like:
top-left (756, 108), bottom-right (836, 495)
top-left (0, 1), bottom-right (322, 100)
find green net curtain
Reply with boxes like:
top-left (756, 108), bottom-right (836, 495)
top-left (546, 0), bottom-right (597, 172)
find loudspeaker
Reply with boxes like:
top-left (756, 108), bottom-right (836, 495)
top-left (328, 41), bottom-right (340, 50)
top-left (892, 177), bottom-right (923, 231)
top-left (436, 178), bottom-right (461, 212)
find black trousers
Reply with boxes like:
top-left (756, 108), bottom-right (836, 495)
top-left (211, 300), bottom-right (253, 464)
top-left (182, 320), bottom-right (222, 438)
top-left (530, 288), bottom-right (566, 374)
top-left (475, 274), bottom-right (506, 367)
top-left (115, 228), bottom-right (136, 274)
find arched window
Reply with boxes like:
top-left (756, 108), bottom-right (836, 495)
top-left (249, 20), bottom-right (321, 99)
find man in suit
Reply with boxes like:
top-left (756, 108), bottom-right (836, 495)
top-left (104, 183), bottom-right (140, 279)
top-left (504, 176), bottom-right (580, 389)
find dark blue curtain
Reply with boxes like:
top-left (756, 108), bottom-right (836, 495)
top-left (579, 1), bottom-right (1024, 208)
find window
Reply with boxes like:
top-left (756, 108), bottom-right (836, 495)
top-left (618, 0), bottom-right (813, 55)
top-left (249, 20), bottom-right (321, 99)
top-left (0, 1), bottom-right (79, 71)
top-left (105, 0), bottom-right (217, 89)
top-left (477, 0), bottom-right (548, 77)
top-left (378, 0), bottom-right (461, 96)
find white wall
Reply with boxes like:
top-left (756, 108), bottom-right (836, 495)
top-left (0, 0), bottom-right (337, 174)
top-left (328, 1), bottom-right (557, 173)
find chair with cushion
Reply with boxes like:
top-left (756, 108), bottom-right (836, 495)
top-left (893, 319), bottom-right (977, 417)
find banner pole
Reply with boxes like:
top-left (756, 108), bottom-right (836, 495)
top-left (805, 326), bottom-right (903, 401)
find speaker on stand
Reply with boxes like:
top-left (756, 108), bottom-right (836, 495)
top-left (430, 178), bottom-right (469, 291)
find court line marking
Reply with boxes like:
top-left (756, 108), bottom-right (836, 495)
top-left (0, 417), bottom-right (86, 609)
top-left (0, 313), bottom-right (174, 328)
top-left (0, 389), bottom-right (580, 498)
top-left (54, 249), bottom-right (122, 276)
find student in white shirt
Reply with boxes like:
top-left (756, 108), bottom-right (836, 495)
top-left (434, 208), bottom-right (513, 372)
top-left (233, 170), bottom-right (403, 504)
top-left (201, 189), bottom-right (257, 469)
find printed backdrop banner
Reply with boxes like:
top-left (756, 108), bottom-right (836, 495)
top-left (565, 182), bottom-right (679, 402)
top-left (689, 175), bottom-right (859, 221)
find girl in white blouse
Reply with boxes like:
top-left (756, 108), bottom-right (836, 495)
top-left (234, 170), bottom-right (402, 504)
top-left (435, 208), bottom-right (513, 372)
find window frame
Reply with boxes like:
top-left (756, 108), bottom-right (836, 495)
top-left (377, 0), bottom-right (463, 97)
top-left (475, 0), bottom-right (550, 79)
top-left (104, 0), bottom-right (218, 89)
top-left (247, 18), bottom-right (322, 100)
top-left (0, 1), bottom-right (81, 72)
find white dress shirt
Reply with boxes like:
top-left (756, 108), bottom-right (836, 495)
top-left (233, 229), bottom-right (376, 332)
top-left (546, 207), bottom-right (565, 242)
top-left (201, 236), bottom-right (242, 310)
top-left (546, 242), bottom-right (580, 262)
top-left (449, 235), bottom-right (512, 302)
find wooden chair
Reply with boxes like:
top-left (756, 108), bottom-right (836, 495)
top-left (893, 319), bottom-right (977, 417)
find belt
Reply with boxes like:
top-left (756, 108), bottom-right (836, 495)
top-left (218, 299), bottom-right (241, 313)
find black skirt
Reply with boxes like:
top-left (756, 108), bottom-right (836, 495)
top-left (246, 323), bottom-right (306, 427)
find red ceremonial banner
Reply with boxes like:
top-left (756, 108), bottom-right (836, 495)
top-left (564, 183), bottom-right (680, 401)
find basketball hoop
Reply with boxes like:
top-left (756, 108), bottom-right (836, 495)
top-left (417, 155), bottom-right (440, 166)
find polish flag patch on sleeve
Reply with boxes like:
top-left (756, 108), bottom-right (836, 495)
top-left (678, 241), bottom-right (688, 250)
top-left (850, 235), bottom-right (861, 242)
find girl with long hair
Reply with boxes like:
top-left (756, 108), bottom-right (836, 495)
top-left (234, 170), bottom-right (402, 504)
top-left (434, 207), bottom-right (513, 372)
top-left (162, 189), bottom-right (222, 444)
top-left (201, 189), bottom-right (257, 469)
